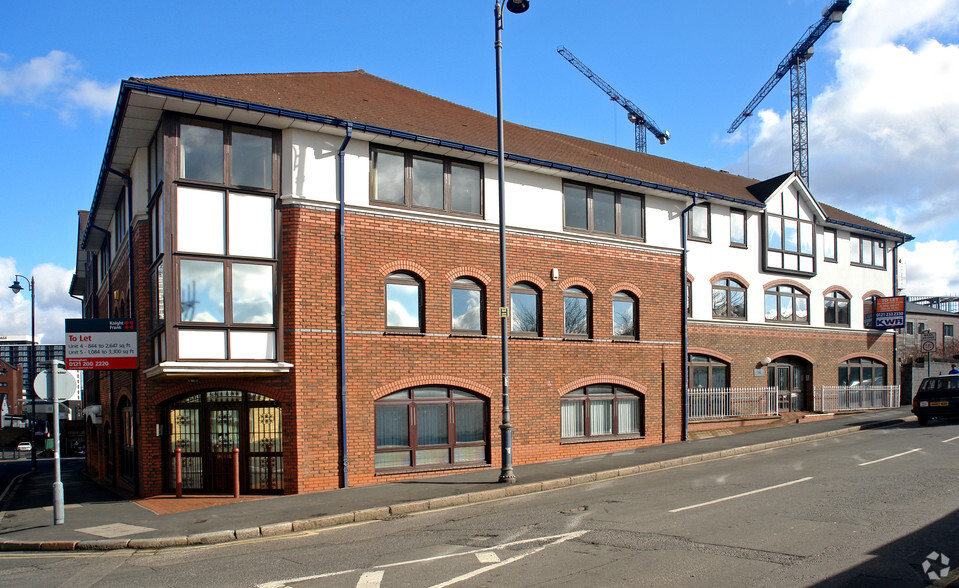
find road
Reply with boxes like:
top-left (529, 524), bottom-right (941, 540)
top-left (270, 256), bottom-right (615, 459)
top-left (0, 420), bottom-right (957, 587)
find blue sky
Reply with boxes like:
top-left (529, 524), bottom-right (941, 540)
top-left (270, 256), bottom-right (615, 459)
top-left (2, 0), bottom-right (958, 343)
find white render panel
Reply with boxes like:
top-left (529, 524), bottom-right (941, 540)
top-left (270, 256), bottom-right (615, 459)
top-left (686, 193), bottom-right (894, 331)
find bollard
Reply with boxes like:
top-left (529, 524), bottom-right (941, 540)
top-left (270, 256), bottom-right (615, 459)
top-left (175, 447), bottom-right (183, 499)
top-left (233, 448), bottom-right (240, 498)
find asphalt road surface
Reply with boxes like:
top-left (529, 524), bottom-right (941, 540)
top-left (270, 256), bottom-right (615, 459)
top-left (0, 419), bottom-right (957, 587)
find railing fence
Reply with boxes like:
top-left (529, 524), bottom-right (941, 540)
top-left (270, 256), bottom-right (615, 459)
top-left (814, 386), bottom-right (900, 412)
top-left (687, 387), bottom-right (779, 421)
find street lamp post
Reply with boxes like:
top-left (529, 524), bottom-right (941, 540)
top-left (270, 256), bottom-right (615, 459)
top-left (494, 0), bottom-right (529, 484)
top-left (9, 274), bottom-right (37, 471)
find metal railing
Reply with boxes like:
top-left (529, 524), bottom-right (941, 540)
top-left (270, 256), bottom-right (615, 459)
top-left (688, 387), bottom-right (779, 421)
top-left (814, 386), bottom-right (900, 412)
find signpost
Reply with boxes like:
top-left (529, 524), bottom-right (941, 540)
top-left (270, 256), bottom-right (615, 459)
top-left (65, 318), bottom-right (137, 370)
top-left (34, 361), bottom-right (76, 525)
top-left (920, 331), bottom-right (937, 377)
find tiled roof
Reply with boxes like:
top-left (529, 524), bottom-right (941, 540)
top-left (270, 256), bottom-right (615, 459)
top-left (133, 70), bottom-right (909, 238)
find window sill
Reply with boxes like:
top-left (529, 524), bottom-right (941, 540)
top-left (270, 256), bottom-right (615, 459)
top-left (562, 336), bottom-right (591, 342)
top-left (825, 323), bottom-right (851, 328)
top-left (449, 332), bottom-right (487, 339)
top-left (850, 262), bottom-right (886, 270)
top-left (711, 316), bottom-right (748, 321)
top-left (509, 334), bottom-right (542, 340)
top-left (375, 461), bottom-right (490, 476)
top-left (561, 434), bottom-right (645, 445)
top-left (687, 236), bottom-right (711, 244)
top-left (384, 330), bottom-right (426, 336)
top-left (611, 337), bottom-right (640, 343)
top-left (144, 361), bottom-right (293, 379)
top-left (730, 243), bottom-right (747, 249)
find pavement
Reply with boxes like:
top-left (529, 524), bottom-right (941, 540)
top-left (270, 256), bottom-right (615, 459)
top-left (0, 407), bottom-right (918, 552)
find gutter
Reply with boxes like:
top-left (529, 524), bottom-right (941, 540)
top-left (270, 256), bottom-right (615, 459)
top-left (336, 125), bottom-right (353, 488)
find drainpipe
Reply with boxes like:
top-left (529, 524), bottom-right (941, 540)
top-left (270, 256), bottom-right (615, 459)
top-left (87, 224), bottom-right (115, 474)
top-left (680, 196), bottom-right (699, 442)
top-left (108, 167), bottom-right (139, 497)
top-left (336, 125), bottom-right (353, 488)
top-left (891, 236), bottom-right (904, 396)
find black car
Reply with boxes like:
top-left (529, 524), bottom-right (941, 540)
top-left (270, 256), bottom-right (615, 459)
top-left (912, 374), bottom-right (959, 426)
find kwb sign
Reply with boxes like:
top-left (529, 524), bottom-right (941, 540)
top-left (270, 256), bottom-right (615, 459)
top-left (873, 296), bottom-right (906, 329)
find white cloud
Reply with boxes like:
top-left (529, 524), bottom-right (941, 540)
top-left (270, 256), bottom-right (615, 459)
top-left (899, 240), bottom-right (959, 295)
top-left (0, 258), bottom-right (81, 345)
top-left (0, 50), bottom-right (118, 119)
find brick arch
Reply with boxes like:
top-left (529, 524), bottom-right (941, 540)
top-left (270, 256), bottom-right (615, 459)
top-left (862, 289), bottom-right (886, 301)
top-left (558, 277), bottom-right (597, 294)
top-left (768, 350), bottom-right (816, 365)
top-left (557, 375), bottom-right (649, 397)
top-left (609, 282), bottom-right (643, 298)
top-left (836, 352), bottom-right (889, 365)
top-left (445, 266), bottom-right (493, 285)
top-left (379, 260), bottom-right (430, 279)
top-left (687, 346), bottom-right (734, 364)
top-left (709, 271), bottom-right (749, 288)
top-left (822, 285), bottom-right (852, 298)
top-left (509, 271), bottom-right (548, 290)
top-left (369, 376), bottom-right (496, 400)
top-left (686, 272), bottom-right (695, 282)
top-left (762, 278), bottom-right (810, 294)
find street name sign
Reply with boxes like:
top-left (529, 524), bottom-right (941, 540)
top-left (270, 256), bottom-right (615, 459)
top-left (65, 318), bottom-right (137, 370)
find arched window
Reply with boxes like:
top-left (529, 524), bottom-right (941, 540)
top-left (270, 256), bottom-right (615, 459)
top-left (613, 291), bottom-right (638, 339)
top-left (451, 278), bottom-right (484, 334)
top-left (563, 287), bottom-right (591, 338)
top-left (712, 278), bottom-right (746, 319)
top-left (374, 386), bottom-right (488, 470)
top-left (765, 285), bottom-right (809, 324)
top-left (824, 291), bottom-right (850, 327)
top-left (510, 282), bottom-right (541, 335)
top-left (385, 272), bottom-right (423, 332)
top-left (839, 358), bottom-right (886, 387)
top-left (688, 354), bottom-right (729, 389)
top-left (561, 385), bottom-right (644, 439)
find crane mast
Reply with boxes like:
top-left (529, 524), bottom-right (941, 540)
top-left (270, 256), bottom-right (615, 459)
top-left (728, 0), bottom-right (850, 187)
top-left (557, 46), bottom-right (669, 153)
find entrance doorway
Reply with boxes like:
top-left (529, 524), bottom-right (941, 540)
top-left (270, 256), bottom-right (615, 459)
top-left (165, 390), bottom-right (283, 494)
top-left (767, 356), bottom-right (813, 411)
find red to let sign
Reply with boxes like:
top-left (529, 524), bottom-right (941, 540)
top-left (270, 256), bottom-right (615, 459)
top-left (65, 318), bottom-right (138, 370)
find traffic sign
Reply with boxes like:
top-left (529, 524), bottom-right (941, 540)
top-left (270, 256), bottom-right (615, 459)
top-left (920, 339), bottom-right (936, 353)
top-left (34, 368), bottom-right (77, 402)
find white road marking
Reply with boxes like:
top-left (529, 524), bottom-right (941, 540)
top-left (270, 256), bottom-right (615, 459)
top-left (356, 570), bottom-right (384, 588)
top-left (257, 530), bottom-right (589, 588)
top-left (943, 435), bottom-right (959, 443)
top-left (475, 552), bottom-right (500, 563)
top-left (669, 477), bottom-right (813, 513)
top-left (857, 448), bottom-right (922, 466)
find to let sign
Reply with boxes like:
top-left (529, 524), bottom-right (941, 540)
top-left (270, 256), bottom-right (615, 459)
top-left (873, 296), bottom-right (906, 330)
top-left (65, 318), bottom-right (138, 370)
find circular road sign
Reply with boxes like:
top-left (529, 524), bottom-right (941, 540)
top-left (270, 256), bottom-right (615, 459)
top-left (920, 340), bottom-right (936, 353)
top-left (33, 369), bottom-right (77, 402)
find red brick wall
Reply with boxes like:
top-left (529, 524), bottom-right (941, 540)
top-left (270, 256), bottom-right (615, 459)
top-left (284, 206), bottom-right (684, 491)
top-left (688, 321), bottom-right (895, 387)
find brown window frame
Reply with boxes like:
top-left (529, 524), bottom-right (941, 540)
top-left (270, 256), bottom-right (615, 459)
top-left (370, 146), bottom-right (484, 217)
top-left (562, 181), bottom-right (645, 240)
top-left (712, 278), bottom-right (747, 320)
top-left (764, 285), bottom-right (810, 325)
top-left (385, 272), bottom-right (425, 334)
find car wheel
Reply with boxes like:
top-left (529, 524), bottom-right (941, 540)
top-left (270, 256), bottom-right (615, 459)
top-left (917, 416), bottom-right (930, 427)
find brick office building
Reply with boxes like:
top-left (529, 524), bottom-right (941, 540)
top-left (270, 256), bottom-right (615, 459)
top-left (72, 71), bottom-right (908, 497)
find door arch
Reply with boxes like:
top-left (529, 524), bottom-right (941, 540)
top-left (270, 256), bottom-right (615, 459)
top-left (767, 356), bottom-right (813, 411)
top-left (164, 390), bottom-right (283, 494)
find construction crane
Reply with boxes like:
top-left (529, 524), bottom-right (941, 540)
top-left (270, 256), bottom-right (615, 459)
top-left (557, 45), bottom-right (669, 153)
top-left (728, 0), bottom-right (851, 187)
